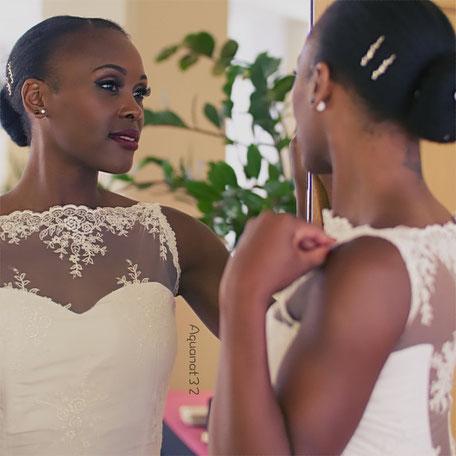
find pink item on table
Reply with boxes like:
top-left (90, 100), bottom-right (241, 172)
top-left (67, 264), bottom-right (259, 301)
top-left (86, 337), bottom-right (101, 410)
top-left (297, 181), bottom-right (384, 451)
top-left (163, 390), bottom-right (213, 456)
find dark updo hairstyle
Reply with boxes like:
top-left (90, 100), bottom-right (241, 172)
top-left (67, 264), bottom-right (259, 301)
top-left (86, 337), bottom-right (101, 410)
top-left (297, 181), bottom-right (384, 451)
top-left (0, 16), bottom-right (128, 147)
top-left (311, 0), bottom-right (456, 143)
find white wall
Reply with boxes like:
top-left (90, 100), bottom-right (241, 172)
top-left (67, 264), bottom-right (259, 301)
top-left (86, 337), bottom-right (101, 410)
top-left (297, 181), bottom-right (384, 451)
top-left (226, 0), bottom-right (311, 185)
top-left (0, 0), bottom-right (42, 190)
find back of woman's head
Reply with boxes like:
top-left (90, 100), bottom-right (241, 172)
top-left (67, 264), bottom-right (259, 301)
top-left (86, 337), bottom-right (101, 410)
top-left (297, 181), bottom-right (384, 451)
top-left (311, 0), bottom-right (456, 143)
top-left (0, 16), bottom-right (127, 147)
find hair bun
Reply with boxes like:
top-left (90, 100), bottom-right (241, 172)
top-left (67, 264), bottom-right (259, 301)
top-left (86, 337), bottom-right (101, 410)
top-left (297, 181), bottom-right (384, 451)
top-left (408, 53), bottom-right (456, 143)
top-left (0, 86), bottom-right (29, 147)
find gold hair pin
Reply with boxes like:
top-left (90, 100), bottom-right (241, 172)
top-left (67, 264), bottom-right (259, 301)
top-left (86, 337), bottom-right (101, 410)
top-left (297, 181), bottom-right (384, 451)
top-left (5, 61), bottom-right (13, 96)
top-left (371, 54), bottom-right (396, 80)
top-left (360, 35), bottom-right (385, 67)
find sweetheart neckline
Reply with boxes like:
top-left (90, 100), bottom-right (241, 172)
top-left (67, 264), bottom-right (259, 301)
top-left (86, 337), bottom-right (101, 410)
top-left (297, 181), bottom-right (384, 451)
top-left (0, 282), bottom-right (175, 317)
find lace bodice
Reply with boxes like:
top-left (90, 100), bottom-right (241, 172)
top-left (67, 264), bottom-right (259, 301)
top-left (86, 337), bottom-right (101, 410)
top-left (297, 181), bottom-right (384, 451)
top-left (0, 202), bottom-right (180, 455)
top-left (267, 210), bottom-right (456, 456)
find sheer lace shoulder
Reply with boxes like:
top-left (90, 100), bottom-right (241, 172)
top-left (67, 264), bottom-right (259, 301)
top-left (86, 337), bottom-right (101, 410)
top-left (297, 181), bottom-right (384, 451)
top-left (267, 210), bottom-right (456, 455)
top-left (323, 210), bottom-right (456, 327)
top-left (0, 202), bottom-right (180, 292)
top-left (0, 202), bottom-right (181, 314)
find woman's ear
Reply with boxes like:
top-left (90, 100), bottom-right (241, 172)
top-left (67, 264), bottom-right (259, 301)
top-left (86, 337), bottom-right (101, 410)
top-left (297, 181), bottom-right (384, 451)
top-left (310, 62), bottom-right (332, 109)
top-left (21, 79), bottom-right (48, 116)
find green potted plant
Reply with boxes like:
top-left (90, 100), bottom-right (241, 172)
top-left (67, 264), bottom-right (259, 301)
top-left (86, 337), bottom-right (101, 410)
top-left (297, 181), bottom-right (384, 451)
top-left (111, 31), bottom-right (297, 247)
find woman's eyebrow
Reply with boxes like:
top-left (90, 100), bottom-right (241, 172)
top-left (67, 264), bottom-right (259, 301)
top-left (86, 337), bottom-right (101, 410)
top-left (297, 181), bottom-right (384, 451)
top-left (92, 64), bottom-right (147, 80)
top-left (92, 64), bottom-right (127, 74)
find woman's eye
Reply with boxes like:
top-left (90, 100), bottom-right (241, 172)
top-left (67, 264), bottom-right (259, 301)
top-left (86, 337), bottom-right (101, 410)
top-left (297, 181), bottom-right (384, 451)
top-left (133, 87), bottom-right (151, 100)
top-left (97, 80), bottom-right (120, 92)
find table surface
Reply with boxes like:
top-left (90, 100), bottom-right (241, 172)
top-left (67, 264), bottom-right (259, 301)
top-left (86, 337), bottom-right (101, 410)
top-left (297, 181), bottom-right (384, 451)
top-left (163, 390), bottom-right (213, 456)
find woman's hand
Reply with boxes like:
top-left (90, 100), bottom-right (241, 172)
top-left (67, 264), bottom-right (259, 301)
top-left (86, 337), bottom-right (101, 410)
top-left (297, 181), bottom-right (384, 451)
top-left (220, 211), bottom-right (335, 308)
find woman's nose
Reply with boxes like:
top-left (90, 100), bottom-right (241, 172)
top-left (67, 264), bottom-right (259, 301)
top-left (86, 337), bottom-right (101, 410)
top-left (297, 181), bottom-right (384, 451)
top-left (119, 95), bottom-right (143, 121)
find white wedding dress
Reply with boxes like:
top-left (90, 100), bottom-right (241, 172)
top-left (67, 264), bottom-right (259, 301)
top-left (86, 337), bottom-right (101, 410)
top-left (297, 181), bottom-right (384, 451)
top-left (267, 210), bottom-right (456, 456)
top-left (0, 202), bottom-right (180, 455)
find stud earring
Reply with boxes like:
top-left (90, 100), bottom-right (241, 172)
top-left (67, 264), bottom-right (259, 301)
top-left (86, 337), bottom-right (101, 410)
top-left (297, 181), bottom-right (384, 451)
top-left (316, 101), bottom-right (326, 112)
top-left (34, 109), bottom-right (46, 115)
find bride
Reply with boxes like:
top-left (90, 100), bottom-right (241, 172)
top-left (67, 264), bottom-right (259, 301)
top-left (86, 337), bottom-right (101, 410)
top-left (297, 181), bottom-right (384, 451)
top-left (209, 0), bottom-right (456, 455)
top-left (0, 15), bottom-right (228, 455)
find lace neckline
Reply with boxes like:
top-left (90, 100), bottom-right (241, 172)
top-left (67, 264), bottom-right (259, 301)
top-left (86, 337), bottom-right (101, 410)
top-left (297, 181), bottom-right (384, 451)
top-left (0, 201), bottom-right (145, 219)
top-left (0, 202), bottom-right (181, 293)
top-left (323, 209), bottom-right (456, 237)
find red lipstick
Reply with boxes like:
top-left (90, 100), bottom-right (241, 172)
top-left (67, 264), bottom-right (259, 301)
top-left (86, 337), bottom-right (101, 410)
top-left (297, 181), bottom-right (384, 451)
top-left (109, 129), bottom-right (140, 151)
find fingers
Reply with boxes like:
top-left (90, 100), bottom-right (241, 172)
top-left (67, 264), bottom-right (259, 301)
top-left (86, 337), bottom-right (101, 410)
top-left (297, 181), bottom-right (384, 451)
top-left (298, 245), bottom-right (332, 269)
top-left (294, 222), bottom-right (336, 249)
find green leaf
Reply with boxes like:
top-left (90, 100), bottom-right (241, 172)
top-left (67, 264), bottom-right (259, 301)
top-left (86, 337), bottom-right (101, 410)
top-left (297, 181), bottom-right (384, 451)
top-left (269, 75), bottom-right (295, 102)
top-left (162, 161), bottom-right (175, 183)
top-left (249, 90), bottom-right (276, 136)
top-left (268, 162), bottom-right (281, 182)
top-left (241, 190), bottom-right (265, 214)
top-left (179, 53), bottom-right (199, 70)
top-left (223, 65), bottom-right (243, 96)
top-left (155, 45), bottom-right (179, 62)
top-left (212, 39), bottom-right (239, 75)
top-left (250, 52), bottom-right (281, 92)
top-left (277, 137), bottom-right (291, 151)
top-left (275, 198), bottom-right (297, 215)
top-left (249, 90), bottom-right (270, 120)
top-left (212, 60), bottom-right (226, 76)
top-left (183, 32), bottom-right (215, 57)
top-left (208, 161), bottom-right (238, 191)
top-left (138, 156), bottom-right (165, 169)
top-left (112, 174), bottom-right (134, 183)
top-left (185, 181), bottom-right (221, 202)
top-left (220, 39), bottom-right (239, 60)
top-left (179, 158), bottom-right (187, 176)
top-left (203, 103), bottom-right (222, 129)
top-left (197, 199), bottom-right (214, 214)
top-left (137, 156), bottom-right (175, 183)
top-left (144, 109), bottom-right (188, 128)
top-left (232, 216), bottom-right (247, 243)
top-left (213, 217), bottom-right (230, 237)
top-left (244, 145), bottom-right (262, 179)
top-left (264, 180), bottom-right (293, 197)
top-left (222, 99), bottom-right (234, 118)
top-left (136, 182), bottom-right (155, 190)
top-left (223, 198), bottom-right (243, 219)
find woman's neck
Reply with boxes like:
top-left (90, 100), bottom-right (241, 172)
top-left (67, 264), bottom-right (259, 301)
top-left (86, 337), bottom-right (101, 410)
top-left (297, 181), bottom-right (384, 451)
top-left (327, 117), bottom-right (451, 228)
top-left (4, 147), bottom-right (103, 212)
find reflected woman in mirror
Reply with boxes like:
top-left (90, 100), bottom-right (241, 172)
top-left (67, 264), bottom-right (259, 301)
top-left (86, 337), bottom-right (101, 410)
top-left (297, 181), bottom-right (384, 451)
top-left (0, 16), bottom-right (228, 455)
top-left (210, 1), bottom-right (456, 454)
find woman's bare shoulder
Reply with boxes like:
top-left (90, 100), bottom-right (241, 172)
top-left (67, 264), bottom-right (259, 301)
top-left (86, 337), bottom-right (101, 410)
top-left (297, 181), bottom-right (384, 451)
top-left (0, 190), bottom-right (23, 216)
top-left (97, 189), bottom-right (138, 208)
top-left (160, 205), bottom-right (228, 271)
top-left (316, 235), bottom-right (412, 338)
top-left (159, 205), bottom-right (214, 237)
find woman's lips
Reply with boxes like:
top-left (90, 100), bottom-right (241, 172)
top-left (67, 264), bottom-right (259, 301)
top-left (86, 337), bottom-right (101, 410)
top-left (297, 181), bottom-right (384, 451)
top-left (109, 130), bottom-right (139, 151)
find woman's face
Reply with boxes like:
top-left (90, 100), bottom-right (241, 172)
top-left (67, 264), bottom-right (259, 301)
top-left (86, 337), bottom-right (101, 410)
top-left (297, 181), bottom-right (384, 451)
top-left (41, 28), bottom-right (149, 174)
top-left (292, 40), bottom-right (331, 174)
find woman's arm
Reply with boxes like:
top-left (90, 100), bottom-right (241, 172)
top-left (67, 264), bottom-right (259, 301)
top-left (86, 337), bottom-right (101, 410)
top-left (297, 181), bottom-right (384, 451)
top-left (162, 206), bottom-right (229, 337)
top-left (209, 214), bottom-right (411, 455)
